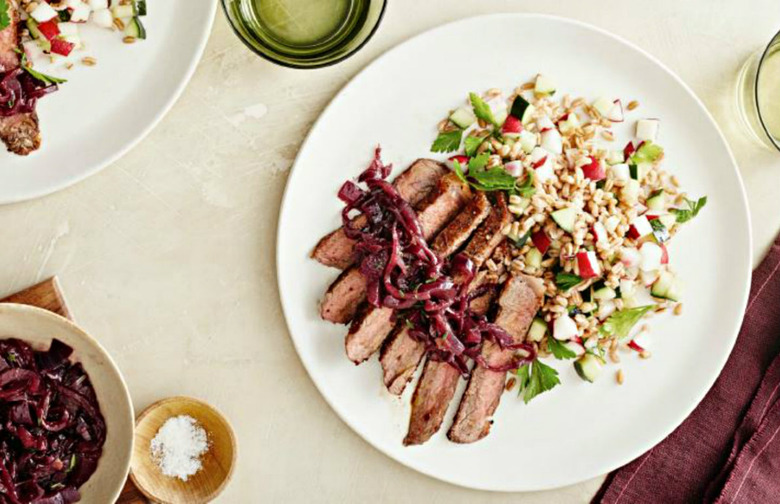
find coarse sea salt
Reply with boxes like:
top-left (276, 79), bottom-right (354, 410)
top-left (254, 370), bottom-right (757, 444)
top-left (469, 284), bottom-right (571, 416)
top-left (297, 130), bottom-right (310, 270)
top-left (150, 415), bottom-right (209, 482)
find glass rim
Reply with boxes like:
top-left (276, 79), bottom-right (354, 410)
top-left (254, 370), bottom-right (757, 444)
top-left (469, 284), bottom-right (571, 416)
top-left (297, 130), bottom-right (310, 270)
top-left (219, 0), bottom-right (388, 70)
top-left (754, 28), bottom-right (780, 152)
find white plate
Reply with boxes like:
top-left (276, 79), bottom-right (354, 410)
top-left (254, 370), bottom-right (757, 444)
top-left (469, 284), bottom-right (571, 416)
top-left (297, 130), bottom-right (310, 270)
top-left (277, 14), bottom-right (751, 492)
top-left (0, 0), bottom-right (217, 204)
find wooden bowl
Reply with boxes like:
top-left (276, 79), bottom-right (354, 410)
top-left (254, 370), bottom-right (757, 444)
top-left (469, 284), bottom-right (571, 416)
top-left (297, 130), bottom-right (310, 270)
top-left (130, 396), bottom-right (237, 504)
top-left (0, 304), bottom-right (135, 503)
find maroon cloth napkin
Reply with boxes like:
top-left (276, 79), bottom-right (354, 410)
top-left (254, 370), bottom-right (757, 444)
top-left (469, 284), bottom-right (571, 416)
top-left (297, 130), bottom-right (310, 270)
top-left (593, 234), bottom-right (780, 504)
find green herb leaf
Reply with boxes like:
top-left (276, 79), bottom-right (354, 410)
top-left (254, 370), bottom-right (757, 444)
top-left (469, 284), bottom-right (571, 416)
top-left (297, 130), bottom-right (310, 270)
top-left (67, 454), bottom-right (77, 472)
top-left (467, 166), bottom-right (518, 192)
top-left (452, 160), bottom-right (467, 184)
top-left (469, 92), bottom-right (498, 127)
top-left (547, 337), bottom-right (577, 360)
top-left (629, 141), bottom-right (664, 164)
top-left (468, 152), bottom-right (490, 173)
top-left (431, 128), bottom-right (464, 153)
top-left (514, 170), bottom-right (536, 198)
top-left (0, 0), bottom-right (10, 31)
top-left (15, 50), bottom-right (68, 86)
top-left (516, 360), bottom-right (561, 404)
top-left (672, 196), bottom-right (707, 223)
top-left (555, 272), bottom-right (582, 291)
top-left (464, 135), bottom-right (483, 157)
top-left (6, 352), bottom-right (16, 363)
top-left (600, 306), bottom-right (654, 339)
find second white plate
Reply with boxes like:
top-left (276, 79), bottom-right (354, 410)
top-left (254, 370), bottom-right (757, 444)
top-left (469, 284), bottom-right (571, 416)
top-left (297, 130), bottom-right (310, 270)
top-left (277, 14), bottom-right (751, 492)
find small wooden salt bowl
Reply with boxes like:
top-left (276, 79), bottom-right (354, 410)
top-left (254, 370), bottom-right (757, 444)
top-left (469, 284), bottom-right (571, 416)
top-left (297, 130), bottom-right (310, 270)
top-left (130, 396), bottom-right (237, 504)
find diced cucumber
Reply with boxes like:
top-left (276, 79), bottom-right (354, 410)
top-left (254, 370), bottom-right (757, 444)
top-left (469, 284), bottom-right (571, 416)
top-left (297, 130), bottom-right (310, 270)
top-left (574, 353), bottom-right (603, 383)
top-left (551, 207), bottom-right (578, 234)
top-left (651, 270), bottom-right (682, 301)
top-left (449, 107), bottom-right (476, 128)
top-left (137, 0), bottom-right (147, 15)
top-left (26, 19), bottom-right (44, 41)
top-left (527, 318), bottom-right (548, 342)
top-left (593, 285), bottom-right (617, 302)
top-left (534, 74), bottom-right (556, 96)
top-left (510, 96), bottom-right (535, 125)
top-left (518, 130), bottom-right (536, 154)
top-left (621, 179), bottom-right (641, 205)
top-left (125, 16), bottom-right (146, 39)
top-left (525, 247), bottom-right (543, 269)
top-left (646, 190), bottom-right (666, 211)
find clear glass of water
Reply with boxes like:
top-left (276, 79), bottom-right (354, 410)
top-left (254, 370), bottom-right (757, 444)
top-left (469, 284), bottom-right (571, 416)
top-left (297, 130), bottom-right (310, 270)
top-left (737, 30), bottom-right (780, 152)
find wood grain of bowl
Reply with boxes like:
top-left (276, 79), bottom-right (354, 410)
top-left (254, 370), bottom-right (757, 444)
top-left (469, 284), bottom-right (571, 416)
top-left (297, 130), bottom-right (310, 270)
top-left (130, 396), bottom-right (237, 504)
top-left (0, 303), bottom-right (135, 503)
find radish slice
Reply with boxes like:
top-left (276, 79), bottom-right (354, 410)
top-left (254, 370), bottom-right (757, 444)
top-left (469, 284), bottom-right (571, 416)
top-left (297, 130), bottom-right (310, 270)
top-left (620, 247), bottom-right (641, 269)
top-left (564, 341), bottom-right (586, 357)
top-left (628, 215), bottom-right (653, 239)
top-left (531, 230), bottom-right (551, 254)
top-left (540, 128), bottom-right (562, 154)
top-left (576, 251), bottom-right (601, 279)
top-left (536, 115), bottom-right (555, 132)
top-left (580, 156), bottom-right (605, 181)
top-left (639, 242), bottom-right (663, 271)
top-left (593, 222), bottom-right (608, 244)
top-left (606, 99), bottom-right (624, 122)
top-left (598, 300), bottom-right (616, 320)
top-left (30, 2), bottom-right (59, 22)
top-left (504, 160), bottom-right (524, 177)
top-left (553, 315), bottom-right (579, 341)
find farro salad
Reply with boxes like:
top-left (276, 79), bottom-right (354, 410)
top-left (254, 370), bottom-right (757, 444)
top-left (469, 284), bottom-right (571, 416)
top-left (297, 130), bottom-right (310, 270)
top-left (431, 73), bottom-right (707, 402)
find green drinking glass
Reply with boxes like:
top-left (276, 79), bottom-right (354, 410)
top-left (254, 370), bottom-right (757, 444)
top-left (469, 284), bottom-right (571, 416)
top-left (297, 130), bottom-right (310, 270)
top-left (221, 0), bottom-right (387, 69)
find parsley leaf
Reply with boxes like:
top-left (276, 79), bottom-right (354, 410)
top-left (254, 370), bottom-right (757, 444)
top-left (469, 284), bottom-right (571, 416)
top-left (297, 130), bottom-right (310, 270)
top-left (600, 306), bottom-right (654, 339)
top-left (15, 50), bottom-right (67, 86)
top-left (431, 128), bottom-right (464, 153)
top-left (629, 141), bottom-right (664, 164)
top-left (555, 272), bottom-right (582, 291)
top-left (0, 0), bottom-right (10, 31)
top-left (464, 135), bottom-right (483, 157)
top-left (452, 160), bottom-right (467, 184)
top-left (514, 170), bottom-right (535, 198)
top-left (467, 166), bottom-right (518, 192)
top-left (468, 152), bottom-right (490, 173)
top-left (547, 337), bottom-right (577, 360)
top-left (672, 196), bottom-right (707, 223)
top-left (516, 360), bottom-right (561, 404)
top-left (469, 92), bottom-right (498, 127)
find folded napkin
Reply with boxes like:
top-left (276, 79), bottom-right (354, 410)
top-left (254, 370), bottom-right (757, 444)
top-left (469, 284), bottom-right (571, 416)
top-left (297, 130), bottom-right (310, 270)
top-left (594, 233), bottom-right (780, 504)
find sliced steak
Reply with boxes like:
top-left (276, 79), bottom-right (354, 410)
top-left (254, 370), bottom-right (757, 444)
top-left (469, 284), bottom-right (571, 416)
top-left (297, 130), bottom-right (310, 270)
top-left (311, 159), bottom-right (447, 270)
top-left (383, 195), bottom-right (509, 400)
top-left (347, 187), bottom-right (488, 364)
top-left (320, 172), bottom-right (470, 324)
top-left (448, 274), bottom-right (544, 444)
top-left (0, 1), bottom-right (41, 156)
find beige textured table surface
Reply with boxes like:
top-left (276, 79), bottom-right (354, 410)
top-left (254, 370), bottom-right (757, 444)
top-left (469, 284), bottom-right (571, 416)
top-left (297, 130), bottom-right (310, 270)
top-left (1, 1), bottom-right (779, 502)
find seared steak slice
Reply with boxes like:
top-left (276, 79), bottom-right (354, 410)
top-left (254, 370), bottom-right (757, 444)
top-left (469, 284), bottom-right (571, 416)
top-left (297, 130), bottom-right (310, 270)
top-left (349, 190), bottom-right (490, 364)
top-left (0, 1), bottom-right (41, 156)
top-left (320, 173), bottom-right (470, 324)
top-left (448, 274), bottom-right (544, 444)
top-left (379, 325), bottom-right (426, 395)
top-left (461, 192), bottom-right (511, 265)
top-left (312, 159), bottom-right (447, 270)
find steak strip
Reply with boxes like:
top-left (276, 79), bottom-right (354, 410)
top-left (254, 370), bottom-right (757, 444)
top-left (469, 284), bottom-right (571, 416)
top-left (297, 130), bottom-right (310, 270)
top-left (448, 273), bottom-right (544, 444)
top-left (347, 191), bottom-right (490, 364)
top-left (0, 0), bottom-right (42, 156)
top-left (320, 172), bottom-right (470, 324)
top-left (311, 159), bottom-right (447, 270)
top-left (403, 194), bottom-right (512, 446)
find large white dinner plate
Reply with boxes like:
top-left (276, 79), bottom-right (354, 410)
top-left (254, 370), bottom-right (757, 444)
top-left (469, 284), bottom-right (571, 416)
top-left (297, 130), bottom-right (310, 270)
top-left (277, 14), bottom-right (751, 492)
top-left (0, 0), bottom-right (217, 204)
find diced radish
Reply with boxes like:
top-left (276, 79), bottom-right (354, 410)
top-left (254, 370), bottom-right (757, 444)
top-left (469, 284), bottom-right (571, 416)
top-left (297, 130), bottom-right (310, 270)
top-left (605, 215), bottom-right (620, 234)
top-left (628, 215), bottom-right (653, 239)
top-left (535, 161), bottom-right (555, 183)
top-left (620, 248), bottom-right (641, 269)
top-left (564, 341), bottom-right (586, 357)
top-left (580, 156), bottom-right (605, 181)
top-left (636, 119), bottom-right (660, 142)
top-left (633, 331), bottom-right (651, 350)
top-left (553, 315), bottom-right (579, 341)
top-left (576, 251), bottom-right (601, 279)
top-left (70, 4), bottom-right (92, 23)
top-left (639, 242), bottom-right (663, 271)
top-left (518, 130), bottom-right (536, 154)
top-left (531, 230), bottom-right (551, 255)
top-left (91, 8), bottom-right (114, 28)
top-left (592, 97), bottom-right (612, 116)
top-left (50, 38), bottom-right (75, 56)
top-left (504, 160), bottom-right (524, 177)
top-left (558, 112), bottom-right (580, 134)
top-left (30, 2), bottom-right (59, 22)
top-left (660, 243), bottom-right (669, 264)
top-left (502, 115), bottom-right (523, 135)
top-left (592, 221), bottom-right (608, 244)
top-left (628, 340), bottom-right (645, 352)
top-left (22, 40), bottom-right (45, 61)
top-left (625, 285), bottom-right (656, 308)
top-left (583, 336), bottom-right (598, 349)
top-left (486, 96), bottom-right (508, 125)
top-left (88, 0), bottom-right (109, 8)
top-left (623, 141), bottom-right (636, 160)
top-left (640, 268), bottom-right (660, 287)
top-left (597, 300), bottom-right (616, 320)
top-left (532, 155), bottom-right (548, 169)
top-left (610, 163), bottom-right (630, 182)
top-left (530, 147), bottom-right (555, 182)
top-left (634, 202), bottom-right (648, 216)
top-left (63, 0), bottom-right (83, 8)
top-left (37, 20), bottom-right (60, 41)
top-left (57, 22), bottom-right (80, 37)
top-left (540, 128), bottom-right (562, 154)
top-left (606, 99), bottom-right (624, 122)
top-left (536, 115), bottom-right (555, 132)
top-left (448, 155), bottom-right (468, 166)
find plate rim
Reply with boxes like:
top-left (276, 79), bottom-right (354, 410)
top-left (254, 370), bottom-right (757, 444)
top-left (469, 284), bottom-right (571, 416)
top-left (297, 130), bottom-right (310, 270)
top-left (276, 12), bottom-right (753, 492)
top-left (0, 0), bottom-right (219, 205)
